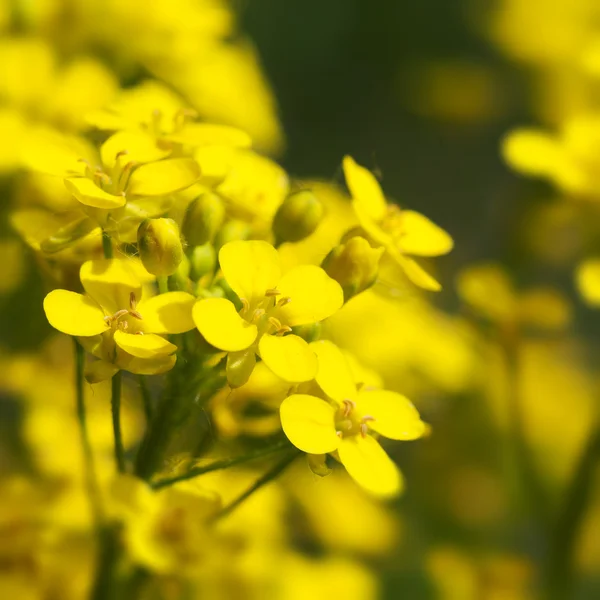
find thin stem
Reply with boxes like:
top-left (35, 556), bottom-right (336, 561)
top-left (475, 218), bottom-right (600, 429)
top-left (138, 375), bottom-right (153, 425)
top-left (102, 232), bottom-right (113, 259)
top-left (544, 422), bottom-right (600, 599)
top-left (74, 340), bottom-right (103, 524)
top-left (111, 371), bottom-right (126, 473)
top-left (157, 276), bottom-right (169, 294)
top-left (90, 526), bottom-right (122, 600)
top-left (151, 440), bottom-right (291, 489)
top-left (212, 451), bottom-right (299, 521)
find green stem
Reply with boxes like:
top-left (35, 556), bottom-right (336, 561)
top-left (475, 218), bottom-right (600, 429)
top-left (212, 451), bottom-right (299, 521)
top-left (544, 422), bottom-right (600, 599)
top-left (138, 375), bottom-right (153, 425)
top-left (90, 526), bottom-right (122, 600)
top-left (102, 232), bottom-right (113, 259)
top-left (151, 440), bottom-right (292, 489)
top-left (74, 340), bottom-right (103, 524)
top-left (111, 371), bottom-right (126, 473)
top-left (157, 276), bottom-right (169, 294)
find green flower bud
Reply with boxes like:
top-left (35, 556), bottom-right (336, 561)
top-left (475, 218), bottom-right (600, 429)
top-left (213, 219), bottom-right (251, 251)
top-left (189, 243), bottom-right (217, 281)
top-left (291, 322), bottom-right (322, 344)
top-left (226, 349), bottom-right (256, 389)
top-left (137, 218), bottom-right (184, 277)
top-left (168, 254), bottom-right (192, 292)
top-left (321, 236), bottom-right (384, 301)
top-left (272, 190), bottom-right (324, 245)
top-left (182, 192), bottom-right (226, 246)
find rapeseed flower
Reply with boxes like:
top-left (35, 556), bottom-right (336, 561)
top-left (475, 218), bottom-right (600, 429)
top-left (193, 240), bottom-right (344, 386)
top-left (279, 340), bottom-right (426, 497)
top-left (43, 258), bottom-right (196, 380)
top-left (343, 156), bottom-right (453, 291)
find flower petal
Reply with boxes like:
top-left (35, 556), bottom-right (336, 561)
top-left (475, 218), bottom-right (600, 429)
top-left (310, 340), bottom-right (356, 403)
top-left (399, 210), bottom-right (453, 257)
top-left (64, 177), bottom-right (126, 209)
top-left (44, 290), bottom-right (108, 336)
top-left (259, 334), bottom-right (317, 383)
top-left (219, 240), bottom-right (281, 302)
top-left (192, 297), bottom-right (257, 352)
top-left (338, 435), bottom-right (403, 498)
top-left (85, 359), bottom-right (119, 383)
top-left (140, 292), bottom-right (196, 334)
top-left (576, 259), bottom-right (600, 306)
top-left (357, 390), bottom-right (426, 440)
top-left (114, 330), bottom-right (176, 359)
top-left (275, 265), bottom-right (344, 326)
top-left (127, 158), bottom-right (200, 196)
top-left (343, 156), bottom-right (387, 222)
top-left (392, 252), bottom-right (441, 292)
top-left (167, 123), bottom-right (252, 148)
top-left (280, 394), bottom-right (339, 454)
top-left (80, 258), bottom-right (153, 314)
top-left (119, 353), bottom-right (177, 376)
top-left (501, 129), bottom-right (565, 177)
top-left (100, 131), bottom-right (171, 168)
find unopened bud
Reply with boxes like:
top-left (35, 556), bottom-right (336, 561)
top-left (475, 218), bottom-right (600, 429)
top-left (189, 243), bottom-right (217, 281)
top-left (182, 192), bottom-right (226, 246)
top-left (272, 190), bottom-right (323, 245)
top-left (291, 322), bottom-right (322, 344)
top-left (307, 453), bottom-right (332, 477)
top-left (321, 236), bottom-right (384, 301)
top-left (137, 218), bottom-right (184, 277)
top-left (213, 219), bottom-right (250, 251)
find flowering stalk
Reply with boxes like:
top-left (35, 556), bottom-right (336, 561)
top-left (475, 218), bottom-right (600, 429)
top-left (111, 371), bottom-right (126, 473)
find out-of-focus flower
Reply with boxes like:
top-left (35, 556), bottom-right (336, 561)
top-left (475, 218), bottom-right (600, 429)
top-left (280, 340), bottom-right (426, 497)
top-left (576, 258), bottom-right (600, 305)
top-left (193, 240), bottom-right (343, 386)
top-left (343, 156), bottom-right (453, 291)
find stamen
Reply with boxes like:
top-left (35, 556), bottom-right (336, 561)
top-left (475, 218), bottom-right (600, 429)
top-left (275, 325), bottom-right (292, 336)
top-left (268, 316), bottom-right (282, 332)
top-left (360, 423), bottom-right (369, 438)
top-left (129, 310), bottom-right (143, 320)
top-left (240, 298), bottom-right (250, 315)
top-left (276, 296), bottom-right (292, 307)
top-left (129, 292), bottom-right (137, 310)
top-left (252, 308), bottom-right (266, 322)
top-left (117, 161), bottom-right (137, 193)
top-left (119, 321), bottom-right (129, 331)
top-left (342, 399), bottom-right (356, 418)
top-left (336, 431), bottom-right (343, 438)
top-left (112, 309), bottom-right (129, 321)
top-left (361, 415), bottom-right (376, 423)
top-left (265, 288), bottom-right (280, 297)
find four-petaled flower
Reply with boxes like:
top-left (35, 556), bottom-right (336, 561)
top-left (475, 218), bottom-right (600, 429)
top-left (192, 240), bottom-right (344, 386)
top-left (343, 155), bottom-right (453, 291)
top-left (280, 340), bottom-right (426, 497)
top-left (44, 258), bottom-right (196, 381)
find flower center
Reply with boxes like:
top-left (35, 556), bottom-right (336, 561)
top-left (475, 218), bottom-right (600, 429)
top-left (79, 152), bottom-right (135, 196)
top-left (104, 292), bottom-right (144, 333)
top-left (240, 288), bottom-right (293, 336)
top-left (334, 399), bottom-right (375, 439)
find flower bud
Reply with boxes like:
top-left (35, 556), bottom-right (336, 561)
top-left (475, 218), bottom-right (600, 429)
top-left (272, 190), bottom-right (324, 245)
top-left (189, 243), bottom-right (217, 281)
top-left (291, 322), bottom-right (322, 344)
top-left (182, 192), bottom-right (226, 246)
top-left (307, 454), bottom-right (332, 477)
top-left (213, 219), bottom-right (250, 251)
top-left (137, 218), bottom-right (184, 277)
top-left (321, 236), bottom-right (384, 301)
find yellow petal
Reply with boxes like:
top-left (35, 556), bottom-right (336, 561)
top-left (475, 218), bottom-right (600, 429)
top-left (501, 129), bottom-right (564, 176)
top-left (399, 210), bottom-right (453, 256)
top-left (85, 359), bottom-right (119, 383)
top-left (119, 353), bottom-right (177, 376)
top-left (280, 394), bottom-right (339, 454)
top-left (80, 258), bottom-right (152, 314)
top-left (338, 435), bottom-right (403, 498)
top-left (517, 288), bottom-right (572, 330)
top-left (64, 177), bottom-right (126, 209)
top-left (576, 259), bottom-right (600, 306)
top-left (219, 240), bottom-right (281, 302)
top-left (258, 334), bottom-right (317, 383)
top-left (44, 290), bottom-right (108, 336)
top-left (455, 263), bottom-right (515, 322)
top-left (275, 265), bottom-right (344, 326)
top-left (167, 123), bottom-right (252, 148)
top-left (127, 158), bottom-right (200, 196)
top-left (392, 252), bottom-right (441, 292)
top-left (192, 297), bottom-right (257, 351)
top-left (310, 340), bottom-right (356, 403)
top-left (357, 390), bottom-right (425, 440)
top-left (343, 156), bottom-right (387, 222)
top-left (100, 131), bottom-right (171, 168)
top-left (140, 292), bottom-right (196, 334)
top-left (114, 330), bottom-right (176, 359)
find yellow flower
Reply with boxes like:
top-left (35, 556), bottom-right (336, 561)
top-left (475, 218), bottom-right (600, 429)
top-left (343, 156), bottom-right (453, 291)
top-left (43, 258), bottom-right (196, 380)
top-left (576, 259), bottom-right (600, 306)
top-left (193, 240), bottom-right (343, 385)
top-left (279, 340), bottom-right (426, 498)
